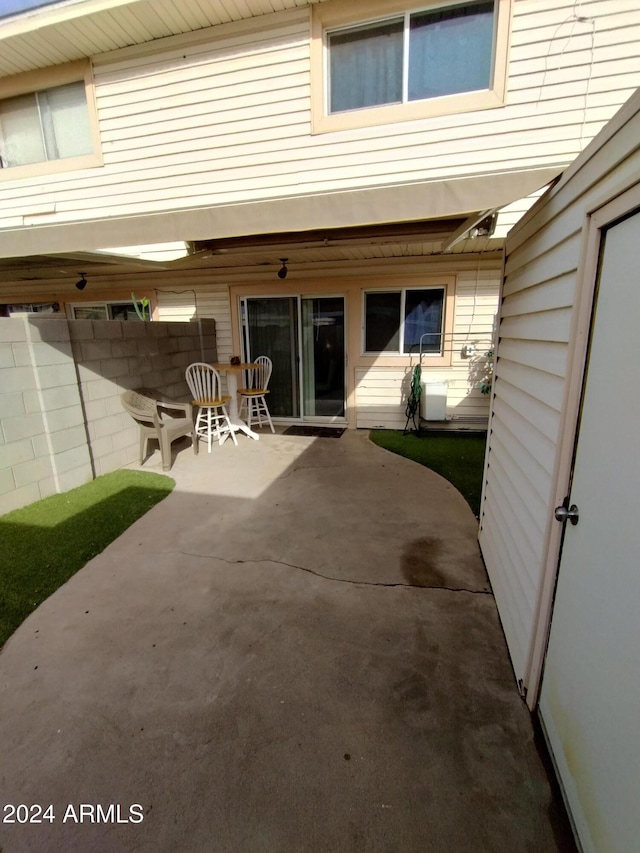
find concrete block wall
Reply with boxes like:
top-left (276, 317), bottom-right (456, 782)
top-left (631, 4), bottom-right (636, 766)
top-left (70, 318), bottom-right (217, 478)
top-left (0, 317), bottom-right (217, 514)
top-left (0, 317), bottom-right (93, 515)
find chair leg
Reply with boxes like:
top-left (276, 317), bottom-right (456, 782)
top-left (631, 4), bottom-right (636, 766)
top-left (207, 408), bottom-right (213, 453)
top-left (263, 397), bottom-right (275, 433)
top-left (159, 429), bottom-right (171, 471)
top-left (139, 430), bottom-right (147, 464)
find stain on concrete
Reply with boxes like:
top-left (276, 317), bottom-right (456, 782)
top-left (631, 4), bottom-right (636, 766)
top-left (401, 536), bottom-right (491, 592)
top-left (401, 536), bottom-right (447, 587)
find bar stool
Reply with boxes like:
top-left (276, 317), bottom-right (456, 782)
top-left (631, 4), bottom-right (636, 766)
top-left (238, 355), bottom-right (274, 433)
top-left (185, 362), bottom-right (238, 451)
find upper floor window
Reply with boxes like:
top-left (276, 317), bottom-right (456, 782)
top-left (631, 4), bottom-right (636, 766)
top-left (311, 0), bottom-right (511, 133)
top-left (0, 81), bottom-right (93, 169)
top-left (329, 2), bottom-right (494, 114)
top-left (0, 60), bottom-right (102, 180)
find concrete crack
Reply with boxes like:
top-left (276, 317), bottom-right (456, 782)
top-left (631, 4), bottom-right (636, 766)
top-left (167, 550), bottom-right (492, 595)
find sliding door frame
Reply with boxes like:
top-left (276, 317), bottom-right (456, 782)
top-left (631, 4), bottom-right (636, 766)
top-left (234, 286), bottom-right (348, 426)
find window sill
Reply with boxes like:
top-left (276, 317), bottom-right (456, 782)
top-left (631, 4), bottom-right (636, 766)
top-left (358, 354), bottom-right (452, 369)
top-left (0, 153), bottom-right (103, 183)
top-left (313, 89), bottom-right (505, 135)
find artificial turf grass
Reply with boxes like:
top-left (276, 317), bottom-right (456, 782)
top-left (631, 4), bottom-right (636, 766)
top-left (0, 469), bottom-right (174, 648)
top-left (369, 429), bottom-right (487, 517)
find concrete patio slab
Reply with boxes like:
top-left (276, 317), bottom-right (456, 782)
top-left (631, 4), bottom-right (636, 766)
top-left (0, 430), bottom-right (575, 852)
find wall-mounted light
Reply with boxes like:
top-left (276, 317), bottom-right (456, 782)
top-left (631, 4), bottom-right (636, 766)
top-left (277, 258), bottom-right (288, 280)
top-left (75, 272), bottom-right (87, 291)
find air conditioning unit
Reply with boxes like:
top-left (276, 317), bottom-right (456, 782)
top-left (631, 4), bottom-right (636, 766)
top-left (420, 381), bottom-right (448, 421)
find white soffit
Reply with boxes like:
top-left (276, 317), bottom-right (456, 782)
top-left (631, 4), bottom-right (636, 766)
top-left (0, 167), bottom-right (564, 259)
top-left (0, 0), bottom-right (326, 77)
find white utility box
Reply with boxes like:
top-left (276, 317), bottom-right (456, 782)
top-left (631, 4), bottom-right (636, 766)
top-left (420, 381), bottom-right (448, 421)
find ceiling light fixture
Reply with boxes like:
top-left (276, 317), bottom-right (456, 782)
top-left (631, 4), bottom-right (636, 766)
top-left (277, 258), bottom-right (288, 280)
top-left (75, 272), bottom-right (88, 291)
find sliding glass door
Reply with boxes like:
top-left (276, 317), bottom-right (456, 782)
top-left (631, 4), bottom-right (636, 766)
top-left (301, 297), bottom-right (345, 418)
top-left (243, 297), bottom-right (300, 418)
top-left (242, 295), bottom-right (345, 422)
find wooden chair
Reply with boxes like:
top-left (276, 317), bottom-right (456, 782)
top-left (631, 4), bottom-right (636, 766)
top-left (185, 363), bottom-right (237, 452)
top-left (238, 355), bottom-right (274, 433)
top-left (121, 387), bottom-right (197, 471)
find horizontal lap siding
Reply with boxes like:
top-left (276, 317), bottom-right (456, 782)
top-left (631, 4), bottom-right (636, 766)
top-left (449, 269), bottom-right (500, 421)
top-left (356, 369), bottom-right (409, 430)
top-left (2, 3), bottom-right (640, 233)
top-left (479, 92), bottom-right (640, 686)
top-left (155, 278), bottom-right (232, 360)
top-left (355, 269), bottom-right (501, 429)
top-left (480, 268), bottom-right (575, 680)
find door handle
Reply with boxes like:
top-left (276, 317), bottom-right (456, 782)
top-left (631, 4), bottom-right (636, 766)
top-left (554, 504), bottom-right (579, 526)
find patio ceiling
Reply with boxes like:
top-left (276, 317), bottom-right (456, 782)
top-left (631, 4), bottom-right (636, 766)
top-left (0, 0), bottom-right (328, 77)
top-left (0, 217), bottom-right (500, 285)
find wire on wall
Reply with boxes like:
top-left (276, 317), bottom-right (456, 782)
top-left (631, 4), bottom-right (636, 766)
top-left (535, 3), bottom-right (597, 150)
top-left (154, 289), bottom-right (199, 319)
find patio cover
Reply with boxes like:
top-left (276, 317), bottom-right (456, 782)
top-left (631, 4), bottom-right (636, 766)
top-left (0, 166), bottom-right (562, 259)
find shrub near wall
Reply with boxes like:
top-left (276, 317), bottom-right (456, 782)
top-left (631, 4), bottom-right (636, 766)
top-left (0, 317), bottom-right (217, 515)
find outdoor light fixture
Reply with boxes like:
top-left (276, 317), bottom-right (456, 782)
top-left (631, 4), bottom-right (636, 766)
top-left (277, 258), bottom-right (288, 279)
top-left (75, 272), bottom-right (87, 291)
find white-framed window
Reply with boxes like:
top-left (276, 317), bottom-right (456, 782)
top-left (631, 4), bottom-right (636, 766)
top-left (0, 61), bottom-right (102, 179)
top-left (328, 1), bottom-right (495, 114)
top-left (2, 302), bottom-right (60, 316)
top-left (71, 302), bottom-right (146, 321)
top-left (0, 81), bottom-right (92, 169)
top-left (364, 287), bottom-right (445, 355)
top-left (311, 0), bottom-right (511, 133)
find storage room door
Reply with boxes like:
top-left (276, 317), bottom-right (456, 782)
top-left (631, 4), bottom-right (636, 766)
top-left (539, 208), bottom-right (640, 853)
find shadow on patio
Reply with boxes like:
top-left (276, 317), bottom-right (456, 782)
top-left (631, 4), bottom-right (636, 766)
top-left (0, 429), bottom-right (575, 852)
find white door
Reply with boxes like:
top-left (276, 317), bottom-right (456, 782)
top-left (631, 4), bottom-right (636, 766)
top-left (539, 208), bottom-right (640, 853)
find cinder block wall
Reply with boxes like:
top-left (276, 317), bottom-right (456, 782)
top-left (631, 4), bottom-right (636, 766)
top-left (0, 317), bottom-right (93, 515)
top-left (0, 316), bottom-right (217, 515)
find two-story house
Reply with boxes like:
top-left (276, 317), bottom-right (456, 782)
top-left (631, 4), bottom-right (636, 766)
top-left (1, 0), bottom-right (639, 430)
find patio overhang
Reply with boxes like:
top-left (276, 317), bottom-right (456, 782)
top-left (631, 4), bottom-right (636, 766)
top-left (0, 166), bottom-right (562, 262)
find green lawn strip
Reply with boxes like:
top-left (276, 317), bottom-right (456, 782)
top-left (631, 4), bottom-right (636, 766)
top-left (370, 430), bottom-right (486, 517)
top-left (0, 470), bottom-right (174, 648)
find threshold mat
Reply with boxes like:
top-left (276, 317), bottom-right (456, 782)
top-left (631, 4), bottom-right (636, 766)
top-left (283, 426), bottom-right (345, 438)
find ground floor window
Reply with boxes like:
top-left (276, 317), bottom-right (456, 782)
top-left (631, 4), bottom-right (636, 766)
top-left (71, 301), bottom-right (146, 321)
top-left (1, 302), bottom-right (60, 316)
top-left (364, 287), bottom-right (444, 355)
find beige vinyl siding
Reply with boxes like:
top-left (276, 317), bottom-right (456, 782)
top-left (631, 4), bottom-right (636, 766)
top-left (493, 187), bottom-right (549, 239)
top-left (1, 3), bottom-right (639, 241)
top-left (155, 280), bottom-right (232, 361)
top-left (447, 269), bottom-right (499, 422)
top-left (156, 281), bottom-right (233, 391)
top-left (478, 90), bottom-right (640, 688)
top-left (355, 369), bottom-right (409, 431)
top-left (356, 268), bottom-right (500, 429)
